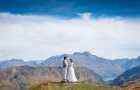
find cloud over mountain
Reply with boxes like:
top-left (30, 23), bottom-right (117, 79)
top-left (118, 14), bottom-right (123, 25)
top-left (0, 13), bottom-right (140, 60)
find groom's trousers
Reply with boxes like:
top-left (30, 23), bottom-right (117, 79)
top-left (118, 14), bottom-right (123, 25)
top-left (63, 67), bottom-right (67, 81)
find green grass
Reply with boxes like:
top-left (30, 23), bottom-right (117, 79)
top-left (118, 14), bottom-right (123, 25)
top-left (28, 81), bottom-right (127, 90)
top-left (66, 84), bottom-right (123, 90)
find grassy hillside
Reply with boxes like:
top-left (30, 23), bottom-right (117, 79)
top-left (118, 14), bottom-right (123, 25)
top-left (121, 79), bottom-right (140, 90)
top-left (28, 81), bottom-right (129, 90)
top-left (112, 65), bottom-right (140, 86)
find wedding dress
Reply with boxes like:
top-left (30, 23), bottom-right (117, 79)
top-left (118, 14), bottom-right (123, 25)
top-left (67, 62), bottom-right (77, 82)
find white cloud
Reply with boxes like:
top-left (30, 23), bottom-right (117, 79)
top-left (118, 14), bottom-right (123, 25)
top-left (0, 54), bottom-right (3, 56)
top-left (0, 12), bottom-right (140, 61)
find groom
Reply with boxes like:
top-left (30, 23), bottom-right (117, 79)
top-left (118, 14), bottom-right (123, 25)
top-left (62, 56), bottom-right (68, 83)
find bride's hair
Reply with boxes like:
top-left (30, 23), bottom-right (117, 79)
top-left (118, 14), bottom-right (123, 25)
top-left (70, 59), bottom-right (73, 62)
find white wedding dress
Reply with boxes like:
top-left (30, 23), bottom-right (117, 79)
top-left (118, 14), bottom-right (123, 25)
top-left (67, 62), bottom-right (77, 82)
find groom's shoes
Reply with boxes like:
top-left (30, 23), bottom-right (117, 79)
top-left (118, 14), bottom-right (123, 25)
top-left (61, 81), bottom-right (64, 83)
top-left (61, 80), bottom-right (67, 83)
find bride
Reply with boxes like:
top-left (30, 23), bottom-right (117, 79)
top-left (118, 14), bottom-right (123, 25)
top-left (67, 59), bottom-right (77, 82)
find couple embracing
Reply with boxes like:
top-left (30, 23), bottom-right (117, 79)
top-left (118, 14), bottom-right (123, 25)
top-left (62, 56), bottom-right (77, 83)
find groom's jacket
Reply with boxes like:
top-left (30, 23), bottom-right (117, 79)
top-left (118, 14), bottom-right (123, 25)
top-left (63, 60), bottom-right (68, 68)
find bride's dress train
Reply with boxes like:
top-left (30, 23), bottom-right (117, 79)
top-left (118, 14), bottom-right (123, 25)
top-left (67, 62), bottom-right (77, 82)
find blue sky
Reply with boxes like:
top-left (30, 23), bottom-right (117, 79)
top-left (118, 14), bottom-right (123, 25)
top-left (0, 0), bottom-right (140, 17)
top-left (0, 0), bottom-right (140, 61)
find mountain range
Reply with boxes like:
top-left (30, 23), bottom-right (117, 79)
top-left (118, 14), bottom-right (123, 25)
top-left (0, 59), bottom-right (44, 70)
top-left (0, 51), bottom-right (140, 77)
top-left (41, 52), bottom-right (125, 77)
top-left (0, 66), bottom-right (104, 90)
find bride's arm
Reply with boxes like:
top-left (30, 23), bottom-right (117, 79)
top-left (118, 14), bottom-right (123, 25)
top-left (68, 63), bottom-right (71, 67)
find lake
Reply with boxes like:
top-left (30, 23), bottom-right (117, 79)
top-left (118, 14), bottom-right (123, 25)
top-left (103, 76), bottom-right (117, 81)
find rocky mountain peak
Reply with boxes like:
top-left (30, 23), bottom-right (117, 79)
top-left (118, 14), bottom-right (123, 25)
top-left (73, 52), bottom-right (83, 55)
top-left (82, 51), bottom-right (92, 56)
top-left (73, 51), bottom-right (92, 56)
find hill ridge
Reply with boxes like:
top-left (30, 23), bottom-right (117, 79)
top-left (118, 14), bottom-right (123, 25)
top-left (0, 66), bottom-right (104, 90)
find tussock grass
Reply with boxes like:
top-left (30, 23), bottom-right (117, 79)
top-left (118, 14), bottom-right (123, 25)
top-left (28, 81), bottom-right (53, 90)
top-left (28, 81), bottom-right (129, 90)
